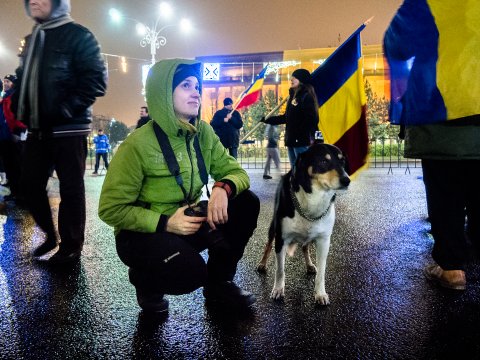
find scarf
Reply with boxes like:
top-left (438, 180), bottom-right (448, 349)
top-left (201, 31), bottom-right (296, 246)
top-left (17, 15), bottom-right (74, 129)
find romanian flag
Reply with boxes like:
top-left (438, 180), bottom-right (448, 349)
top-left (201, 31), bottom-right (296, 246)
top-left (313, 24), bottom-right (368, 177)
top-left (234, 65), bottom-right (268, 110)
top-left (384, 0), bottom-right (480, 125)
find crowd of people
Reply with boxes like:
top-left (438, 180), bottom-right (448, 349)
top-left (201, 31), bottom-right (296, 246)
top-left (1, 0), bottom-right (478, 319)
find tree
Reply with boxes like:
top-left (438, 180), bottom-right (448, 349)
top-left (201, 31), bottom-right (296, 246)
top-left (109, 120), bottom-right (130, 146)
top-left (364, 79), bottom-right (399, 142)
top-left (91, 114), bottom-right (112, 134)
top-left (241, 90), bottom-right (285, 143)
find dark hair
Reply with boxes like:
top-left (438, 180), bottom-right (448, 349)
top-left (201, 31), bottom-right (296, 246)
top-left (0, 79), bottom-right (3, 92)
top-left (141, 106), bottom-right (148, 113)
top-left (303, 84), bottom-right (319, 110)
top-left (98, 129), bottom-right (103, 132)
top-left (291, 83), bottom-right (319, 110)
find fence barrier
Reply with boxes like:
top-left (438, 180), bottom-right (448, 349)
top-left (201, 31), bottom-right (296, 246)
top-left (87, 137), bottom-right (421, 175)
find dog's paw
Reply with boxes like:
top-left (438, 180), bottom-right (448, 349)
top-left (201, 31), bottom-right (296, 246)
top-left (306, 264), bottom-right (317, 274)
top-left (257, 263), bottom-right (267, 273)
top-left (314, 293), bottom-right (330, 306)
top-left (271, 287), bottom-right (285, 300)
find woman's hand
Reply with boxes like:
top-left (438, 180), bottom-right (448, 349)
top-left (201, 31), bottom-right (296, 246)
top-left (166, 205), bottom-right (206, 235)
top-left (207, 187), bottom-right (229, 230)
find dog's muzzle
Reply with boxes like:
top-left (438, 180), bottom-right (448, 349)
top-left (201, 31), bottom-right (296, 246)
top-left (340, 175), bottom-right (351, 189)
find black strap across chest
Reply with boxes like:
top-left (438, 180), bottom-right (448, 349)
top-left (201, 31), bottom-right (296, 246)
top-left (153, 122), bottom-right (209, 205)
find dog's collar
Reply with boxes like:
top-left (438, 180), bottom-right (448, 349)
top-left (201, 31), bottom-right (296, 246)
top-left (290, 188), bottom-right (336, 222)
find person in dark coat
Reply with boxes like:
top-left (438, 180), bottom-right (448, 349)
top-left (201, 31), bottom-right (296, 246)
top-left (135, 106), bottom-right (151, 129)
top-left (384, 0), bottom-right (480, 290)
top-left (261, 69), bottom-right (321, 168)
top-left (210, 98), bottom-right (243, 159)
top-left (14, 0), bottom-right (107, 264)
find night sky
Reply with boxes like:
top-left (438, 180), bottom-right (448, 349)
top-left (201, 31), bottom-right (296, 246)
top-left (1, 0), bottom-right (402, 126)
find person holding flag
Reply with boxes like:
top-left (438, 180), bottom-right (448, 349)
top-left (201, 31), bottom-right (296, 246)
top-left (210, 98), bottom-right (243, 159)
top-left (385, 0), bottom-right (480, 290)
top-left (261, 69), bottom-right (320, 168)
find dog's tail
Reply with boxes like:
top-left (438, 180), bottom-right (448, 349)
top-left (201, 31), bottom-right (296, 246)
top-left (287, 243), bottom-right (297, 257)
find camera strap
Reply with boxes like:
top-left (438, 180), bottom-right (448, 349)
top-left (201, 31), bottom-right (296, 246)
top-left (153, 122), bottom-right (210, 205)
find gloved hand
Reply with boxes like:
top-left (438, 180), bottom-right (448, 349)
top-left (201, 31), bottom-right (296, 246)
top-left (259, 116), bottom-right (266, 123)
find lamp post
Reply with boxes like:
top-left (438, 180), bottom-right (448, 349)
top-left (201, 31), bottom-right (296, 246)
top-left (109, 2), bottom-right (192, 65)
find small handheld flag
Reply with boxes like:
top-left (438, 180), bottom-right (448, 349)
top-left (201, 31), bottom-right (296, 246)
top-left (233, 65), bottom-right (269, 110)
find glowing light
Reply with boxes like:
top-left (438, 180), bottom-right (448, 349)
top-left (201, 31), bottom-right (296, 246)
top-left (109, 8), bottom-right (122, 23)
top-left (120, 57), bottom-right (127, 73)
top-left (180, 18), bottom-right (192, 33)
top-left (136, 23), bottom-right (147, 36)
top-left (159, 2), bottom-right (173, 18)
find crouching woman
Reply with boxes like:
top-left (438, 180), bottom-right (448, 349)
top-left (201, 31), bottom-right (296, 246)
top-left (99, 59), bottom-right (260, 314)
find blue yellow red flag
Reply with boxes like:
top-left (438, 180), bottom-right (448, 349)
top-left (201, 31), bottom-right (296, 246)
top-left (313, 24), bottom-right (368, 177)
top-left (384, 0), bottom-right (480, 125)
top-left (233, 65), bottom-right (268, 110)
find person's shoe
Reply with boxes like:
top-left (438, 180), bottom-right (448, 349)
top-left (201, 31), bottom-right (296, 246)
top-left (424, 264), bottom-right (466, 290)
top-left (136, 288), bottom-right (169, 314)
top-left (92, 171), bottom-right (98, 175)
top-left (203, 281), bottom-right (256, 309)
top-left (263, 175), bottom-right (272, 180)
top-left (47, 249), bottom-right (81, 264)
top-left (33, 237), bottom-right (58, 257)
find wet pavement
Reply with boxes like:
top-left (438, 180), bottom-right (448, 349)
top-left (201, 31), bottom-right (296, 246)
top-left (1, 167), bottom-right (479, 359)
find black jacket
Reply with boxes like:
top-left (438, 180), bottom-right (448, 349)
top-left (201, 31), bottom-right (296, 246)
top-left (136, 116), bottom-right (151, 129)
top-left (14, 22), bottom-right (107, 136)
top-left (265, 87), bottom-right (319, 147)
top-left (210, 108), bottom-right (243, 148)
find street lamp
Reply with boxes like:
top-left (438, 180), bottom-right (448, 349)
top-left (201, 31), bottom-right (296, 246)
top-left (109, 2), bottom-right (192, 65)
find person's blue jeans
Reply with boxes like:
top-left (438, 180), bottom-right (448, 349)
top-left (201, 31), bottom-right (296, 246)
top-left (287, 146), bottom-right (309, 168)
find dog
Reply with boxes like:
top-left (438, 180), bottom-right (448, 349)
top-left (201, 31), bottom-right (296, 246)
top-left (257, 143), bottom-right (350, 305)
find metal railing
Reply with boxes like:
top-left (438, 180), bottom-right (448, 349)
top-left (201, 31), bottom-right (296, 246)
top-left (234, 137), bottom-right (421, 173)
top-left (86, 137), bottom-right (421, 174)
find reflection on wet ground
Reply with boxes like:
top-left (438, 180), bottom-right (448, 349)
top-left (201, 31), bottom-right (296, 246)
top-left (0, 168), bottom-right (479, 359)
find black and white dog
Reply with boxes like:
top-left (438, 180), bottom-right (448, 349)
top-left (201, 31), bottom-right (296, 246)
top-left (257, 143), bottom-right (350, 305)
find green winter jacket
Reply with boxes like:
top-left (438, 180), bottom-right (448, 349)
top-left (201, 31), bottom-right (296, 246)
top-left (98, 59), bottom-right (249, 234)
top-left (404, 115), bottom-right (480, 160)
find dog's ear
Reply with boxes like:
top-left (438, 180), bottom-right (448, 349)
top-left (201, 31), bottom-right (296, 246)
top-left (291, 151), bottom-right (313, 193)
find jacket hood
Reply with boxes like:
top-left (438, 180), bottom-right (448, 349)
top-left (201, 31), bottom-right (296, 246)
top-left (25, 0), bottom-right (71, 20)
top-left (146, 58), bottom-right (202, 137)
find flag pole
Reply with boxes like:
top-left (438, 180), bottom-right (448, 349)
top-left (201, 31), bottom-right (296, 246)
top-left (240, 96), bottom-right (289, 143)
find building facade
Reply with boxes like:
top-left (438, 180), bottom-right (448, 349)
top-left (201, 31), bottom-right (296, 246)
top-left (196, 44), bottom-right (387, 121)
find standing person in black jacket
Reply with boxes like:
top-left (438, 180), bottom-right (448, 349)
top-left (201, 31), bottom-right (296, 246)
top-left (261, 69), bottom-right (320, 168)
top-left (14, 0), bottom-right (107, 264)
top-left (135, 106), bottom-right (151, 129)
top-left (211, 98), bottom-right (243, 159)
